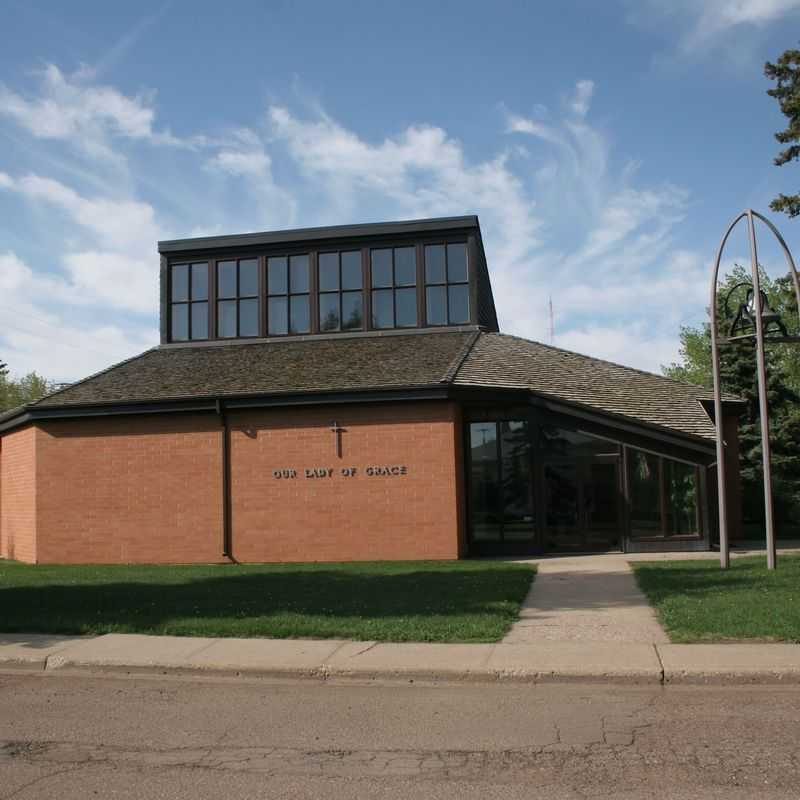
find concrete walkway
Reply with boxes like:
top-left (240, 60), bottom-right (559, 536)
top-left (3, 632), bottom-right (800, 685)
top-left (503, 554), bottom-right (668, 644)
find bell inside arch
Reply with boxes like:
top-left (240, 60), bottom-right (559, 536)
top-left (744, 288), bottom-right (788, 336)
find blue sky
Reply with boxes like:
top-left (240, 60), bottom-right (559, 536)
top-left (1, 0), bottom-right (798, 381)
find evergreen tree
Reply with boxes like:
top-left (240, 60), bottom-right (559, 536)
top-left (663, 268), bottom-right (800, 533)
top-left (766, 47), bottom-right (800, 217)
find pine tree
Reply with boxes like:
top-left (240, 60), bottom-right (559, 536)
top-left (766, 47), bottom-right (800, 217)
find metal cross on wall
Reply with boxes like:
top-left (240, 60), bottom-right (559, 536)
top-left (330, 421), bottom-right (347, 458)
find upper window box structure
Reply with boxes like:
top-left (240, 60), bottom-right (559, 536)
top-left (158, 216), bottom-right (498, 344)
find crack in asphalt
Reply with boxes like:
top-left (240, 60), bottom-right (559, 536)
top-left (2, 736), bottom-right (799, 788)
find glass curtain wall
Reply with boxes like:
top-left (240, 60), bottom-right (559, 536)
top-left (628, 448), bottom-right (701, 539)
top-left (469, 421), bottom-right (534, 547)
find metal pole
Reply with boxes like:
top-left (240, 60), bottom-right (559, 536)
top-left (746, 211), bottom-right (777, 570)
top-left (709, 214), bottom-right (745, 569)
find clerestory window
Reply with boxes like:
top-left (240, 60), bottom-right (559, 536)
top-left (171, 262), bottom-right (209, 341)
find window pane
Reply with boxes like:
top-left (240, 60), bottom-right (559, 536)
top-left (448, 284), bottom-right (470, 324)
top-left (372, 288), bottom-right (393, 328)
top-left (239, 259), bottom-right (258, 297)
top-left (341, 251), bottom-right (362, 289)
top-left (394, 247), bottom-right (416, 286)
top-left (290, 254), bottom-right (309, 293)
top-left (171, 303), bottom-right (188, 340)
top-left (190, 263), bottom-right (208, 300)
top-left (501, 421), bottom-right (534, 540)
top-left (290, 294), bottom-right (310, 334)
top-left (239, 298), bottom-right (259, 336)
top-left (425, 245), bottom-right (446, 284)
top-left (318, 253), bottom-right (339, 292)
top-left (190, 302), bottom-right (208, 339)
top-left (371, 249), bottom-right (392, 288)
top-left (218, 300), bottom-right (237, 338)
top-left (395, 287), bottom-right (417, 327)
top-left (469, 423), bottom-right (501, 541)
top-left (426, 285), bottom-right (447, 325)
top-left (342, 291), bottom-right (363, 330)
top-left (171, 264), bottom-right (189, 302)
top-left (629, 450), bottom-right (662, 537)
top-left (447, 243), bottom-right (468, 282)
top-left (268, 257), bottom-right (288, 295)
top-left (320, 293), bottom-right (340, 332)
top-left (666, 460), bottom-right (700, 536)
top-left (218, 261), bottom-right (237, 298)
top-left (268, 297), bottom-right (288, 335)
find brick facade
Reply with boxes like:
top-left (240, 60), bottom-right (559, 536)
top-left (0, 401), bottom-right (464, 564)
top-left (0, 425), bottom-right (37, 562)
top-left (228, 402), bottom-right (464, 563)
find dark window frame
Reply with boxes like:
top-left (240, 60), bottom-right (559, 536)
top-left (166, 232), bottom-right (475, 342)
top-left (370, 245), bottom-right (418, 330)
top-left (626, 447), bottom-right (703, 540)
top-left (424, 241), bottom-right (470, 327)
top-left (169, 262), bottom-right (210, 341)
top-left (318, 250), bottom-right (364, 333)
top-left (267, 253), bottom-right (311, 336)
top-left (215, 258), bottom-right (260, 339)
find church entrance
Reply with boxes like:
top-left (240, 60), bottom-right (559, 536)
top-left (541, 429), bottom-right (621, 552)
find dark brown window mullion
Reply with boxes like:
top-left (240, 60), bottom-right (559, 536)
top-left (467, 233), bottom-right (479, 326)
top-left (416, 242), bottom-right (425, 327)
top-left (209, 259), bottom-right (218, 341)
top-left (390, 248), bottom-right (397, 328)
top-left (258, 255), bottom-right (266, 339)
top-left (362, 247), bottom-right (372, 332)
top-left (658, 457), bottom-right (668, 537)
top-left (310, 251), bottom-right (319, 335)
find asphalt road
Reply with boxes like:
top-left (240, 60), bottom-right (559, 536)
top-left (1, 672), bottom-right (799, 799)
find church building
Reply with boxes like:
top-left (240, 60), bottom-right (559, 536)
top-left (0, 216), bottom-right (743, 563)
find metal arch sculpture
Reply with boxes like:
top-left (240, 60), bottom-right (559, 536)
top-left (710, 210), bottom-right (800, 570)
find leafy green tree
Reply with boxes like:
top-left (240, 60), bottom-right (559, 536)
top-left (766, 47), bottom-right (800, 217)
top-left (0, 364), bottom-right (57, 412)
top-left (663, 267), bottom-right (800, 533)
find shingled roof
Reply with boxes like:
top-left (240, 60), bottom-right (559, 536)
top-left (31, 330), bottom-right (477, 408)
top-left (454, 332), bottom-right (719, 441)
top-left (3, 329), bottom-right (722, 443)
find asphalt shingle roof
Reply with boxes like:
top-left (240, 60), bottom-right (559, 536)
top-left (12, 329), bottom-right (722, 443)
top-left (454, 333), bottom-right (718, 440)
top-left (32, 331), bottom-right (477, 408)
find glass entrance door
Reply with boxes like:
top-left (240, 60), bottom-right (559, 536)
top-left (542, 428), bottom-right (621, 552)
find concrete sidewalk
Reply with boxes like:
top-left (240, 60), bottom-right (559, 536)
top-left (503, 555), bottom-right (668, 643)
top-left (3, 632), bottom-right (800, 685)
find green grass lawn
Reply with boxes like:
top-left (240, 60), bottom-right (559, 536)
top-left (633, 554), bottom-right (800, 643)
top-left (0, 560), bottom-right (535, 643)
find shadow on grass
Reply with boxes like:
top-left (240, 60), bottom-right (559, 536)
top-left (0, 563), bottom-right (535, 642)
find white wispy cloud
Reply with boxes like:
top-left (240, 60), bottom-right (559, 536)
top-left (0, 64), bottom-right (201, 163)
top-left (626, 0), bottom-right (800, 56)
top-left (1, 67), bottom-right (708, 379)
top-left (0, 172), bottom-right (161, 313)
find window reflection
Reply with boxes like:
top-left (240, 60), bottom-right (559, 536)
top-left (469, 421), bottom-right (534, 544)
top-left (370, 247), bottom-right (417, 329)
top-left (319, 251), bottom-right (363, 333)
top-left (424, 243), bottom-right (469, 325)
top-left (170, 262), bottom-right (208, 341)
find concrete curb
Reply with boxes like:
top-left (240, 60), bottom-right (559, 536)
top-left (3, 633), bottom-right (800, 685)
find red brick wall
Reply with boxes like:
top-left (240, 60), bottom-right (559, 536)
top-left (34, 414), bottom-right (223, 564)
top-left (0, 401), bottom-right (463, 564)
top-left (0, 425), bottom-right (38, 563)
top-left (228, 402), bottom-right (463, 562)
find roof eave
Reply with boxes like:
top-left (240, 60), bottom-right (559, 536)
top-left (158, 215), bottom-right (481, 254)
